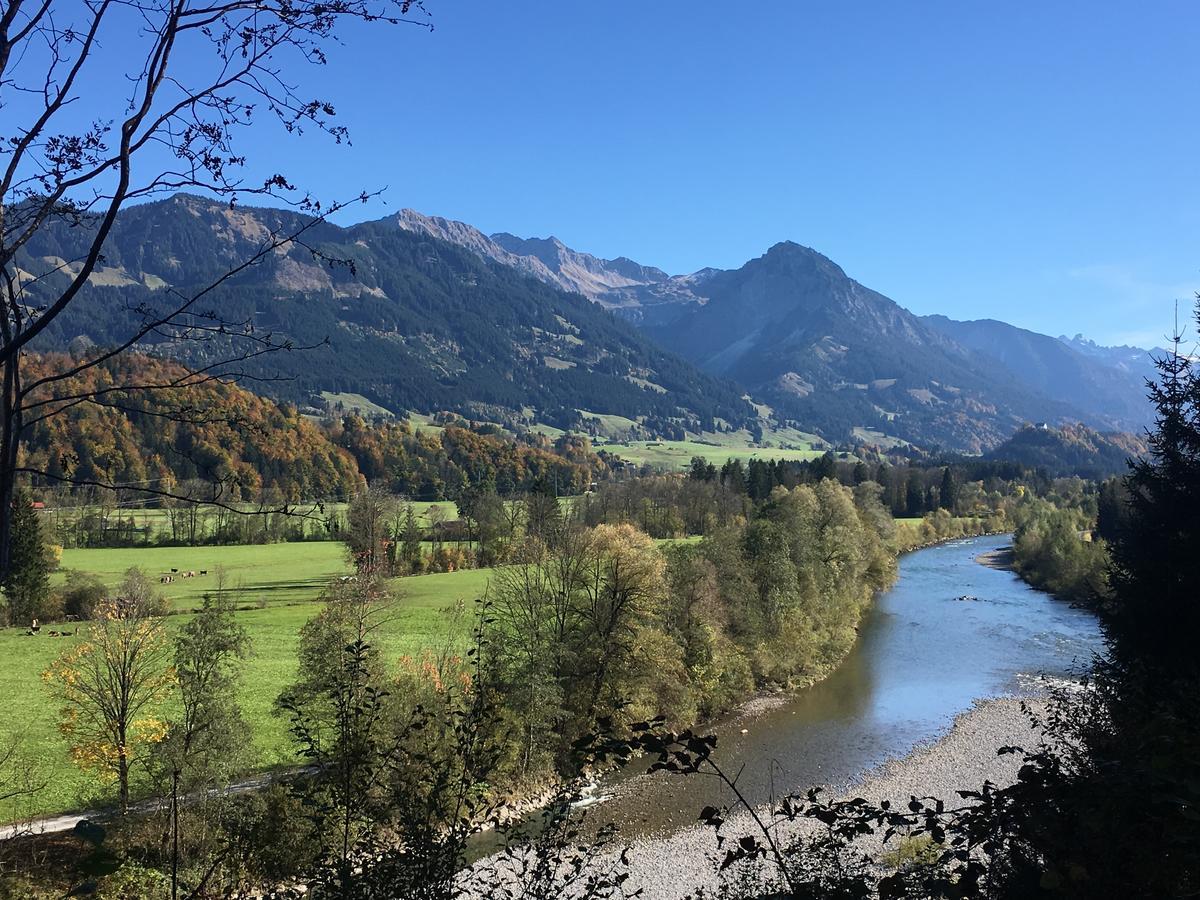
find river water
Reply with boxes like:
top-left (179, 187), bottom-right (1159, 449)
top-left (594, 534), bottom-right (1103, 836)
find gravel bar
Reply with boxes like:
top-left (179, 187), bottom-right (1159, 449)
top-left (615, 696), bottom-right (1045, 900)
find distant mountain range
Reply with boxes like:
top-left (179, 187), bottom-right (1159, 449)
top-left (920, 316), bottom-right (1154, 434)
top-left (394, 209), bottom-right (709, 324)
top-left (16, 196), bottom-right (757, 438)
top-left (399, 212), bottom-right (1155, 450)
top-left (17, 196), bottom-right (1159, 453)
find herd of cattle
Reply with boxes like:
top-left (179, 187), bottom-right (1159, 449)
top-left (160, 568), bottom-right (208, 584)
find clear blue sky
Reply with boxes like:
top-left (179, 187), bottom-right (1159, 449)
top-left (219, 3), bottom-right (1200, 347)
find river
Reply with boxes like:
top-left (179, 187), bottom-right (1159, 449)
top-left (593, 534), bottom-right (1103, 837)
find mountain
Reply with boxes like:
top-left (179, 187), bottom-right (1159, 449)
top-left (639, 242), bottom-right (1088, 451)
top-left (984, 423), bottom-right (1146, 479)
top-left (922, 316), bottom-right (1152, 432)
top-left (414, 215), bottom-right (1154, 451)
top-left (1058, 333), bottom-right (1163, 383)
top-left (16, 196), bottom-right (757, 438)
top-left (393, 209), bottom-right (708, 323)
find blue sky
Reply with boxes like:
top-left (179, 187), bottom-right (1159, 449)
top-left (142, 3), bottom-right (1200, 346)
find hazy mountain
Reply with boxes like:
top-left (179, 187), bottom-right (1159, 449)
top-left (16, 195), bottom-right (756, 437)
top-left (984, 422), bottom-right (1146, 479)
top-left (1058, 333), bottom-right (1162, 382)
top-left (923, 316), bottom-right (1152, 431)
top-left (641, 242), bottom-right (1084, 451)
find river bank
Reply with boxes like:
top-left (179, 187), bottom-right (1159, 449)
top-left (523, 531), bottom-right (1098, 896)
top-left (611, 695), bottom-right (1045, 900)
top-left (977, 544), bottom-right (1016, 571)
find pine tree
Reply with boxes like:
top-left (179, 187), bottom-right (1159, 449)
top-left (939, 466), bottom-right (958, 512)
top-left (1106, 319), bottom-right (1200, 672)
top-left (2, 491), bottom-right (50, 624)
top-left (905, 474), bottom-right (925, 518)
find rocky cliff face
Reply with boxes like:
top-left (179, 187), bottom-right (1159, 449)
top-left (391, 209), bottom-right (709, 320)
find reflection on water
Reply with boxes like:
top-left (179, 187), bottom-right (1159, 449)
top-left (599, 535), bottom-right (1103, 836)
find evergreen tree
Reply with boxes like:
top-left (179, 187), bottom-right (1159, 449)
top-left (2, 491), bottom-right (50, 624)
top-left (905, 474), bottom-right (925, 518)
top-left (1106, 325), bottom-right (1200, 671)
top-left (939, 466), bottom-right (958, 512)
top-left (720, 459), bottom-right (747, 493)
top-left (1094, 477), bottom-right (1130, 544)
top-left (809, 451), bottom-right (838, 482)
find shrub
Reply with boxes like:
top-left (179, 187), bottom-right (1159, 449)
top-left (60, 570), bottom-right (110, 620)
top-left (97, 863), bottom-right (170, 900)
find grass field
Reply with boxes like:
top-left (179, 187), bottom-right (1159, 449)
top-left (601, 439), bottom-right (826, 470)
top-left (1, 543), bottom-right (489, 821)
top-left (589, 421), bottom-right (829, 471)
top-left (319, 391), bottom-right (397, 419)
top-left (54, 542), bottom-right (353, 610)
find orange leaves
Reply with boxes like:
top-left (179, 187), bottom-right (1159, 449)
top-left (396, 649), bottom-right (471, 697)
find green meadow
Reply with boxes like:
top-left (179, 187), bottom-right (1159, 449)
top-left (601, 438), bottom-right (826, 470)
top-left (1, 542), bottom-right (490, 822)
top-left (54, 542), bottom-right (353, 610)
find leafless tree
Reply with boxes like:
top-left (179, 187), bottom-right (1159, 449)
top-left (0, 0), bottom-right (432, 578)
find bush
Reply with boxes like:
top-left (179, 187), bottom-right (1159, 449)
top-left (60, 569), bottom-right (109, 620)
top-left (97, 863), bottom-right (170, 900)
top-left (219, 784), bottom-right (321, 887)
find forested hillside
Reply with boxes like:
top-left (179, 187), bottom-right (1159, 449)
top-left (21, 354), bottom-right (362, 501)
top-left (984, 422), bottom-right (1145, 478)
top-left (19, 353), bottom-right (605, 505)
top-left (15, 196), bottom-right (756, 437)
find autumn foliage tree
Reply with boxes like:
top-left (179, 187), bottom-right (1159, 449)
top-left (43, 596), bottom-right (175, 814)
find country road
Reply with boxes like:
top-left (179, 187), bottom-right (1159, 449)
top-left (0, 770), bottom-right (299, 842)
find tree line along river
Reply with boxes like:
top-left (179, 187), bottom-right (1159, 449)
top-left (594, 534), bottom-right (1103, 836)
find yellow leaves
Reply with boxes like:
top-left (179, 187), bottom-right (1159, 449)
top-left (133, 717), bottom-right (170, 745)
top-left (42, 604), bottom-right (174, 785)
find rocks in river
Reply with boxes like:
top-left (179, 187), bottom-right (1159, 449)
top-left (955, 594), bottom-right (980, 602)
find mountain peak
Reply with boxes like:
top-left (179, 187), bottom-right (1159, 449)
top-left (761, 240), bottom-right (843, 270)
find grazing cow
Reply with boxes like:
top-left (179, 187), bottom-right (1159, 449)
top-left (171, 568), bottom-right (178, 573)
top-left (199, 570), bottom-right (207, 575)
top-left (48, 631), bottom-right (59, 637)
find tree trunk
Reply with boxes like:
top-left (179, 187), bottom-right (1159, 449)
top-left (118, 751), bottom-right (130, 816)
top-left (0, 351), bottom-right (23, 586)
top-left (171, 768), bottom-right (180, 900)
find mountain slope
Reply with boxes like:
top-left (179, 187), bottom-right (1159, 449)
top-left (922, 316), bottom-right (1152, 431)
top-left (392, 209), bottom-right (708, 322)
top-left (642, 242), bottom-right (1082, 451)
top-left (1059, 333), bottom-right (1163, 383)
top-left (405, 213), bottom-right (1153, 451)
top-left (983, 423), bottom-right (1146, 479)
top-left (16, 196), bottom-right (756, 437)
